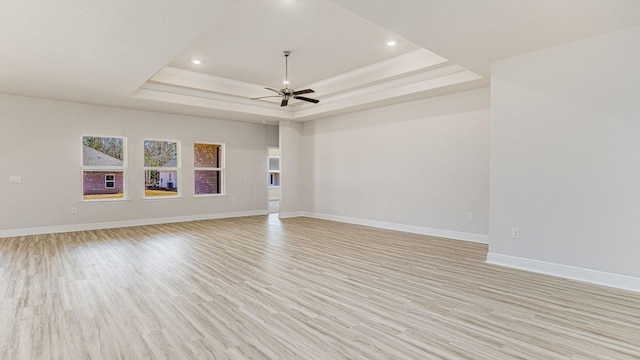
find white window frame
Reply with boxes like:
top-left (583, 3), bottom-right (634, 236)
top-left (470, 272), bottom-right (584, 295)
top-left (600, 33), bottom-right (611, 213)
top-left (268, 155), bottom-right (280, 187)
top-left (143, 139), bottom-right (181, 199)
top-left (193, 142), bottom-right (225, 197)
top-left (81, 135), bottom-right (127, 202)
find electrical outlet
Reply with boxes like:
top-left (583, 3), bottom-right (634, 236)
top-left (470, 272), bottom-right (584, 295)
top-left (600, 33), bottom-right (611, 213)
top-left (511, 227), bottom-right (520, 239)
top-left (71, 207), bottom-right (77, 214)
top-left (467, 212), bottom-right (473, 220)
top-left (9, 176), bottom-right (22, 184)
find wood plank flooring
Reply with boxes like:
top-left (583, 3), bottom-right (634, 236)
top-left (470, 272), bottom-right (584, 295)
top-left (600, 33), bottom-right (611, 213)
top-left (1, 215), bottom-right (639, 359)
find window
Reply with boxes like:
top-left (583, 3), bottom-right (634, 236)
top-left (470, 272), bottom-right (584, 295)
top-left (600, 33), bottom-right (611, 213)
top-left (144, 140), bottom-right (179, 197)
top-left (82, 136), bottom-right (126, 200)
top-left (269, 173), bottom-right (280, 187)
top-left (105, 174), bottom-right (115, 188)
top-left (268, 148), bottom-right (280, 187)
top-left (194, 143), bottom-right (224, 195)
top-left (268, 157), bottom-right (279, 171)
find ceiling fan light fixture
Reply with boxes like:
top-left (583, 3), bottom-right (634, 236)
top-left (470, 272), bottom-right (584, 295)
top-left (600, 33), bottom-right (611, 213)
top-left (250, 51), bottom-right (319, 107)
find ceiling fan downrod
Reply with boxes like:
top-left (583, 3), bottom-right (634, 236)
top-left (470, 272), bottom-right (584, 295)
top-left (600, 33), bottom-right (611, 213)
top-left (283, 50), bottom-right (291, 92)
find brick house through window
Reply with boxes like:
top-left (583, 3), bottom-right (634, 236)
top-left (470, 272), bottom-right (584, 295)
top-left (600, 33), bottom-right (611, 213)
top-left (82, 144), bottom-right (124, 197)
top-left (194, 143), bottom-right (223, 195)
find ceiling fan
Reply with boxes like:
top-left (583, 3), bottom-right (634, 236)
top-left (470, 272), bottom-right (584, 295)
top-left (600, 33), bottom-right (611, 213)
top-left (251, 51), bottom-right (320, 107)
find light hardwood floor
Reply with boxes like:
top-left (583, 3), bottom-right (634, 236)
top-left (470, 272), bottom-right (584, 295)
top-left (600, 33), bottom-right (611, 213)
top-left (1, 215), bottom-right (639, 359)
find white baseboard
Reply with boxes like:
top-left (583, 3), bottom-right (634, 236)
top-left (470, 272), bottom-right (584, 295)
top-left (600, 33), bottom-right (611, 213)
top-left (302, 212), bottom-right (489, 244)
top-left (278, 211), bottom-right (304, 219)
top-left (0, 209), bottom-right (268, 238)
top-left (487, 253), bottom-right (640, 293)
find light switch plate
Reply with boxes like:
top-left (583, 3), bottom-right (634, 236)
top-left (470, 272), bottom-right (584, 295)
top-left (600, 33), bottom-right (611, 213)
top-left (9, 176), bottom-right (22, 184)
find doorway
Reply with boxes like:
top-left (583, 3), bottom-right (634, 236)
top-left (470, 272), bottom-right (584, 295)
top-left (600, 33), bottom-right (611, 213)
top-left (268, 147), bottom-right (280, 213)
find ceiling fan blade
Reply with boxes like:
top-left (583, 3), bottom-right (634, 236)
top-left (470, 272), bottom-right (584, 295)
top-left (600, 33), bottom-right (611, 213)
top-left (251, 95), bottom-right (281, 100)
top-left (265, 87), bottom-right (283, 95)
top-left (293, 96), bottom-right (320, 104)
top-left (281, 98), bottom-right (288, 107)
top-left (292, 89), bottom-right (314, 95)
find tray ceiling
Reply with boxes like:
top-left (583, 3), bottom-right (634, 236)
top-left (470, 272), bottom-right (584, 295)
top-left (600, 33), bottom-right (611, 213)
top-left (1, 0), bottom-right (639, 123)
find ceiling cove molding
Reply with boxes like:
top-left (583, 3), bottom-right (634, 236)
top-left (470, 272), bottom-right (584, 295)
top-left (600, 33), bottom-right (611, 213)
top-left (139, 82), bottom-right (293, 111)
top-left (135, 49), bottom-right (483, 121)
top-left (148, 64), bottom-right (467, 111)
top-left (148, 67), bottom-right (267, 99)
top-left (286, 63), bottom-right (471, 114)
top-left (136, 66), bottom-right (475, 118)
top-left (133, 67), bottom-right (481, 121)
top-left (305, 49), bottom-right (449, 91)
top-left (309, 64), bottom-right (470, 105)
top-left (131, 88), bottom-right (293, 119)
top-left (293, 70), bottom-right (482, 120)
top-left (144, 48), bottom-right (455, 101)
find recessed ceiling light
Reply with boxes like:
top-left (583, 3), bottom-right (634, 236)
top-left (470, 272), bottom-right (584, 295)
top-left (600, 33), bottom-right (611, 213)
top-left (386, 40), bottom-right (397, 47)
top-left (192, 59), bottom-right (201, 65)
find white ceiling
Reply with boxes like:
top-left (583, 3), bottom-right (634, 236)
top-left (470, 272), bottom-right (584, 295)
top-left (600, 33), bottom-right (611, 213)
top-left (168, 0), bottom-right (422, 87)
top-left (1, 0), bottom-right (639, 124)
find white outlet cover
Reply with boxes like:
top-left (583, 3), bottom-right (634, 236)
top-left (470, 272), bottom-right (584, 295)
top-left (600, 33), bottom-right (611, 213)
top-left (9, 176), bottom-right (22, 184)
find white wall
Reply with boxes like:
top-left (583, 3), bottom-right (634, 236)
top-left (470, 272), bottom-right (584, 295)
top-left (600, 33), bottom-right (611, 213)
top-left (489, 26), bottom-right (640, 284)
top-left (302, 88), bottom-right (490, 240)
top-left (0, 94), bottom-right (278, 235)
top-left (265, 126), bottom-right (279, 148)
top-left (279, 120), bottom-right (303, 217)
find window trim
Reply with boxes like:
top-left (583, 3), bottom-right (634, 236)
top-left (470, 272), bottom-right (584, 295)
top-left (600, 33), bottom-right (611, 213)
top-left (81, 135), bottom-right (127, 202)
top-left (193, 142), bottom-right (225, 197)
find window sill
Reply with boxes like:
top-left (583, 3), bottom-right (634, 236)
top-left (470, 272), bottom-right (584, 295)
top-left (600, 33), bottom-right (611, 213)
top-left (81, 198), bottom-right (131, 204)
top-left (142, 196), bottom-right (184, 202)
top-left (193, 193), bottom-right (227, 199)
